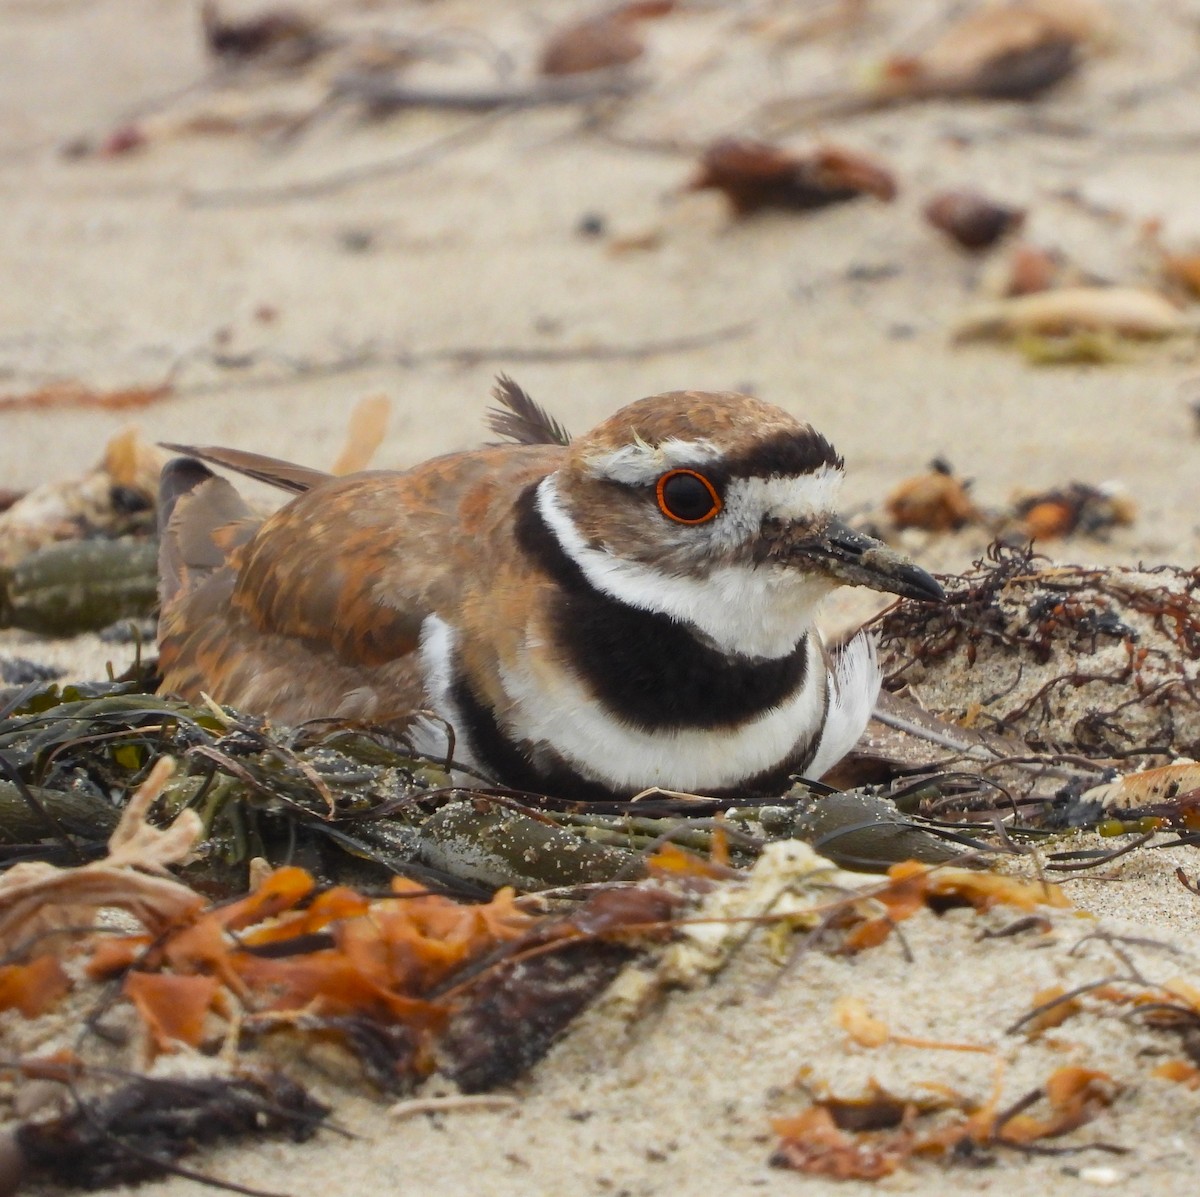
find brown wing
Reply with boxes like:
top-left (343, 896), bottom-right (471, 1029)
top-left (157, 443), bottom-right (563, 727)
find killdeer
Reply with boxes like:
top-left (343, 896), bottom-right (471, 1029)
top-left (157, 380), bottom-right (942, 800)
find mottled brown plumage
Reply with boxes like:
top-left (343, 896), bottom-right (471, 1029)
top-left (157, 384), bottom-right (942, 797)
top-left (158, 443), bottom-right (563, 724)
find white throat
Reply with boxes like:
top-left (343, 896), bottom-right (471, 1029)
top-left (536, 474), bottom-right (829, 660)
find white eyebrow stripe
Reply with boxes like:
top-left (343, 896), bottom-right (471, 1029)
top-left (584, 437), bottom-right (722, 484)
top-left (726, 464), bottom-right (844, 522)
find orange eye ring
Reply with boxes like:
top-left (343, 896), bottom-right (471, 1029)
top-left (655, 469), bottom-right (723, 524)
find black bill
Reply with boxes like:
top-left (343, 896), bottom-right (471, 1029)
top-left (792, 517), bottom-right (945, 603)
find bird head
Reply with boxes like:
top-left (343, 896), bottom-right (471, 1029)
top-left (537, 391), bottom-right (942, 659)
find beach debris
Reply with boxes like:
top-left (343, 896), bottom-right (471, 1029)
top-left (330, 394), bottom-right (392, 475)
top-left (876, 545), bottom-right (1200, 762)
top-left (954, 286), bottom-right (1185, 342)
top-left (539, 1), bottom-right (674, 76)
top-left (0, 537), bottom-right (159, 635)
top-left (0, 674), bottom-right (962, 890)
top-left (0, 400), bottom-right (392, 627)
top-left (771, 1064), bottom-right (1119, 1179)
top-left (200, 0), bottom-right (327, 68)
top-left (0, 427), bottom-right (163, 567)
top-left (97, 123), bottom-right (148, 157)
top-left (0, 757), bottom-right (201, 955)
top-left (1065, 764), bottom-right (1200, 835)
top-left (1159, 248), bottom-right (1200, 300)
top-left (1001, 242), bottom-right (1066, 295)
top-left (875, 464), bottom-right (1129, 543)
top-left (784, 786), bottom-right (967, 870)
top-left (924, 189), bottom-right (1025, 251)
top-left (330, 67), bottom-right (644, 115)
top-left (0, 657), bottom-right (61, 685)
top-left (10, 1069), bottom-right (330, 1191)
top-left (1013, 328), bottom-right (1128, 365)
top-left (885, 460), bottom-right (979, 532)
top-left (1011, 481), bottom-right (1135, 540)
top-left (1155, 1060), bottom-right (1200, 1087)
top-left (0, 379), bottom-right (172, 413)
top-left (1137, 219), bottom-right (1200, 301)
top-left (439, 885), bottom-right (679, 1091)
top-left (689, 139), bottom-right (896, 217)
top-left (873, 0), bottom-right (1112, 103)
top-left (3, 815), bottom-right (677, 1094)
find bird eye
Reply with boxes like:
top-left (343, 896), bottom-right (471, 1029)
top-left (655, 469), bottom-right (722, 524)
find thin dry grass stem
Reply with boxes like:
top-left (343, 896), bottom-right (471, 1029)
top-left (388, 1094), bottom-right (518, 1120)
top-left (1004, 977), bottom-right (1128, 1035)
top-left (1044, 833), bottom-right (1157, 872)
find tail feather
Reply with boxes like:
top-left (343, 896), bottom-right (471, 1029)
top-left (159, 443), bottom-right (332, 494)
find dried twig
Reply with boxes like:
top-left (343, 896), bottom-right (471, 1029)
top-left (330, 68), bottom-right (643, 113)
top-left (166, 322), bottom-right (755, 394)
top-left (187, 109), bottom-right (511, 207)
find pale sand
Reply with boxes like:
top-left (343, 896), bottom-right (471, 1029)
top-left (3, 0), bottom-right (1200, 1193)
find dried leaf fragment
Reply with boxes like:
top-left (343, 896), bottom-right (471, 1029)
top-left (774, 1062), bottom-right (1118, 1178)
top-left (331, 394), bottom-right (391, 475)
top-left (1162, 251), bottom-right (1200, 299)
top-left (0, 954), bottom-right (71, 1018)
top-left (1003, 242), bottom-right (1065, 295)
top-left (1152, 1059), bottom-right (1200, 1088)
top-left (539, 2), bottom-right (674, 76)
top-left (925, 190), bottom-right (1025, 251)
top-left (123, 972), bottom-right (221, 1051)
top-left (875, 0), bottom-right (1110, 102)
top-left (997, 1066), bottom-right (1118, 1143)
top-left (885, 460), bottom-right (978, 532)
top-left (955, 286), bottom-right (1185, 341)
top-left (690, 139), bottom-right (896, 218)
top-left (834, 995), bottom-right (890, 1047)
top-left (881, 861), bottom-right (1069, 917)
top-left (201, 0), bottom-right (325, 67)
top-left (1012, 481), bottom-right (1135, 540)
top-left (772, 1104), bottom-right (909, 1180)
top-left (1021, 984), bottom-right (1082, 1035)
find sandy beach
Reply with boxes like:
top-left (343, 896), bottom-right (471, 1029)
top-left (3, 0), bottom-right (1200, 1193)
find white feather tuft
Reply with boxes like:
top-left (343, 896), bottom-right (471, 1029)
top-left (801, 631), bottom-right (881, 780)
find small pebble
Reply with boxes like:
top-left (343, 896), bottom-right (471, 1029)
top-left (576, 212), bottom-right (607, 238)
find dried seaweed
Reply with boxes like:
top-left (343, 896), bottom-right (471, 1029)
top-left (14, 1070), bottom-right (329, 1191)
top-left (875, 544), bottom-right (1200, 764)
top-left (0, 674), bottom-right (981, 896)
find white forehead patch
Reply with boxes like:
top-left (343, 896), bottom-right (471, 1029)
top-left (731, 464), bottom-right (844, 519)
top-left (585, 436), bottom-right (721, 485)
